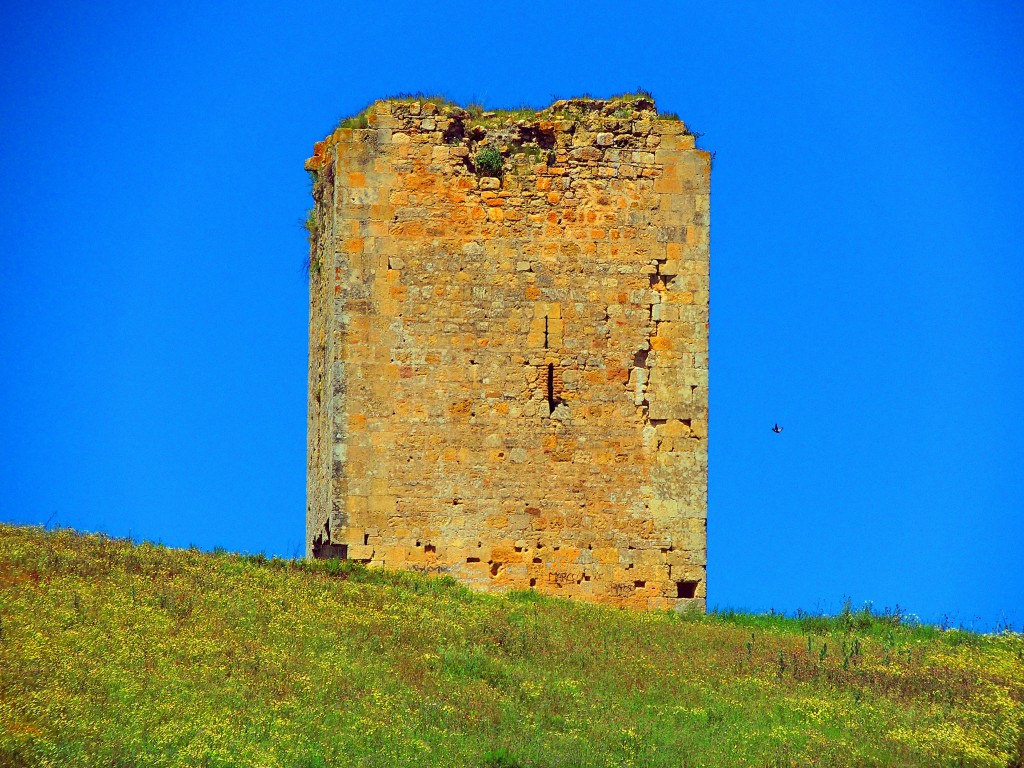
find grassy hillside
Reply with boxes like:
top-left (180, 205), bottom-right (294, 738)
top-left (1, 524), bottom-right (1021, 767)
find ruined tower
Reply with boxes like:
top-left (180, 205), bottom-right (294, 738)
top-left (305, 96), bottom-right (709, 611)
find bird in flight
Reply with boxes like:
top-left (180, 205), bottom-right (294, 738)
top-left (772, 424), bottom-right (783, 434)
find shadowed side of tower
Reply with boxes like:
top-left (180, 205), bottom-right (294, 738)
top-left (305, 96), bottom-right (709, 611)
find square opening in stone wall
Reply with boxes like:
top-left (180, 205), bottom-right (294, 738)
top-left (676, 580), bottom-right (699, 599)
top-left (313, 541), bottom-right (348, 560)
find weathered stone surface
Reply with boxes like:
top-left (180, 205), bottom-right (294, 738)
top-left (306, 97), bottom-right (710, 611)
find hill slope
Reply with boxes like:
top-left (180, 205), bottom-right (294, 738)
top-left (1, 524), bottom-right (1021, 767)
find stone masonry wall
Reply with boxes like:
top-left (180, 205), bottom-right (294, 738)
top-left (305, 97), bottom-right (709, 611)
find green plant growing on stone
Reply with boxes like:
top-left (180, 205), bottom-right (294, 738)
top-left (609, 87), bottom-right (655, 102)
top-left (337, 112), bottom-right (369, 130)
top-left (510, 144), bottom-right (544, 161)
top-left (508, 144), bottom-right (546, 173)
top-left (304, 252), bottom-right (321, 278)
top-left (303, 208), bottom-right (320, 277)
top-left (475, 146), bottom-right (502, 176)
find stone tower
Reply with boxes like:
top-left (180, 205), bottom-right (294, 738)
top-left (305, 96), bottom-right (709, 611)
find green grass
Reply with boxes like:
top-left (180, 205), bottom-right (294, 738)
top-left (1, 524), bottom-right (1022, 767)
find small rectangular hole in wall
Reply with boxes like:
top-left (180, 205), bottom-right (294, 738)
top-left (489, 562), bottom-right (500, 577)
top-left (466, 557), bottom-right (480, 563)
top-left (677, 580), bottom-right (699, 598)
top-left (313, 542), bottom-right (348, 560)
top-left (424, 544), bottom-right (436, 553)
top-left (533, 557), bottom-right (542, 564)
top-left (529, 578), bottom-right (536, 587)
top-left (634, 580), bottom-right (646, 588)
top-left (363, 534), bottom-right (369, 545)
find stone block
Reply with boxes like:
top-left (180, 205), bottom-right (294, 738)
top-left (348, 544), bottom-right (374, 560)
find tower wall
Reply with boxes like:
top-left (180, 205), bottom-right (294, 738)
top-left (305, 97), bottom-right (709, 611)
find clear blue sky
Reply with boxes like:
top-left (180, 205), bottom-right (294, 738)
top-left (2, 1), bottom-right (1021, 630)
